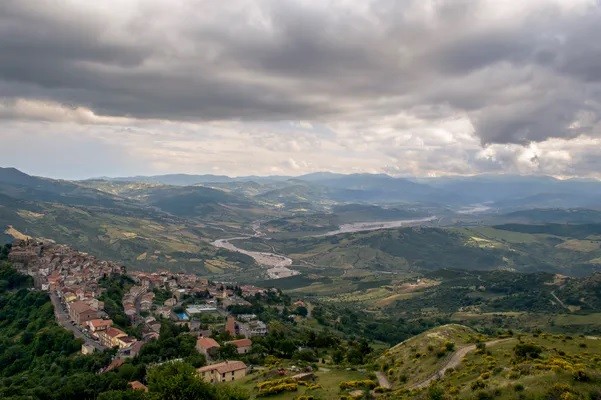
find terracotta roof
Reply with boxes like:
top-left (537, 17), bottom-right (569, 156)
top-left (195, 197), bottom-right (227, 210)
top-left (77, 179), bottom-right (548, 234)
top-left (104, 358), bottom-right (125, 372)
top-left (117, 336), bottom-right (137, 345)
top-left (88, 319), bottom-right (113, 328)
top-left (69, 300), bottom-right (94, 314)
top-left (197, 360), bottom-right (246, 374)
top-left (105, 327), bottom-right (127, 339)
top-left (197, 337), bottom-right (220, 349)
top-left (129, 381), bottom-right (148, 391)
top-left (227, 338), bottom-right (252, 348)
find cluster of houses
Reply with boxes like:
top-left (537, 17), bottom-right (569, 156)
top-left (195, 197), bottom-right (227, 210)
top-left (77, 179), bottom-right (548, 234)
top-left (8, 239), bottom-right (150, 355)
top-left (7, 239), bottom-right (280, 385)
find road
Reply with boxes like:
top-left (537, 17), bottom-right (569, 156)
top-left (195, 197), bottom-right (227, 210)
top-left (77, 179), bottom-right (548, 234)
top-left (49, 292), bottom-right (106, 351)
top-left (409, 338), bottom-right (513, 390)
top-left (551, 291), bottom-right (570, 311)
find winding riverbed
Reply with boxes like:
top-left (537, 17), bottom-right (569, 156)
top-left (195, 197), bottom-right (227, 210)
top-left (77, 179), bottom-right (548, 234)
top-left (318, 215), bottom-right (437, 236)
top-left (211, 237), bottom-right (298, 279)
top-left (212, 216), bottom-right (436, 280)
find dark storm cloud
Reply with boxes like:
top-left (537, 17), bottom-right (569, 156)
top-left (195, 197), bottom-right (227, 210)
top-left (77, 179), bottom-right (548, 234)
top-left (1, 0), bottom-right (601, 144)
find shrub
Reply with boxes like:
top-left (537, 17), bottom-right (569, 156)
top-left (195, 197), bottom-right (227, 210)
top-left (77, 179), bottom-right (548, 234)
top-left (427, 385), bottom-right (445, 400)
top-left (514, 384), bottom-right (524, 392)
top-left (475, 391), bottom-right (493, 400)
top-left (514, 343), bottom-right (542, 360)
top-left (256, 377), bottom-right (295, 390)
top-left (471, 379), bottom-right (487, 391)
top-left (339, 380), bottom-right (377, 390)
top-left (257, 383), bottom-right (298, 397)
top-left (573, 369), bottom-right (591, 382)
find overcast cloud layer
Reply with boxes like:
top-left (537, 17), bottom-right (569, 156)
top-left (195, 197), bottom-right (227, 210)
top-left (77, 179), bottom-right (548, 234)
top-left (2, 0), bottom-right (601, 179)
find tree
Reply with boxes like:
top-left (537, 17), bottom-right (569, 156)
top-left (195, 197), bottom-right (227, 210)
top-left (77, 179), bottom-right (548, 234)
top-left (295, 306), bottom-right (308, 317)
top-left (332, 349), bottom-right (344, 364)
top-left (146, 361), bottom-right (217, 400)
top-left (218, 343), bottom-right (239, 360)
top-left (513, 343), bottom-right (542, 360)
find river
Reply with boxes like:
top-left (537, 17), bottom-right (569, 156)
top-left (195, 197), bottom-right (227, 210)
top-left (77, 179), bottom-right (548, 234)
top-left (318, 215), bottom-right (437, 236)
top-left (211, 237), bottom-right (298, 279)
top-left (212, 216), bottom-right (436, 280)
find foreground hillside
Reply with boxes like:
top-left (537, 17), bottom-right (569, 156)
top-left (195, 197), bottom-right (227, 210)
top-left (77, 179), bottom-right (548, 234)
top-left (377, 324), bottom-right (485, 388)
top-left (378, 325), bottom-right (601, 400)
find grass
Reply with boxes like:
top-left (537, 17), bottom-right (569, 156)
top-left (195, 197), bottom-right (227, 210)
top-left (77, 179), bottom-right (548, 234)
top-left (234, 367), bottom-right (368, 399)
top-left (556, 239), bottom-right (601, 252)
top-left (377, 324), bottom-right (484, 388)
top-left (425, 333), bottom-right (601, 400)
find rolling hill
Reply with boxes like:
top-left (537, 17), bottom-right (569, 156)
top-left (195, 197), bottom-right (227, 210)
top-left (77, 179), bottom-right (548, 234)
top-left (378, 325), bottom-right (601, 400)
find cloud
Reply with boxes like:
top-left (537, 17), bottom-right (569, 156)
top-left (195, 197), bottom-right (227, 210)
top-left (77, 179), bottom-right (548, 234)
top-left (1, 0), bottom-right (601, 177)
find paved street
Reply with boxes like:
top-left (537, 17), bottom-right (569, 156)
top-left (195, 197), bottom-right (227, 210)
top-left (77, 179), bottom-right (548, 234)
top-left (49, 292), bottom-right (106, 351)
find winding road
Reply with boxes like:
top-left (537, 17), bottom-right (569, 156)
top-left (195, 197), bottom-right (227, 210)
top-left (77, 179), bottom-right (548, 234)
top-left (409, 338), bottom-right (513, 390)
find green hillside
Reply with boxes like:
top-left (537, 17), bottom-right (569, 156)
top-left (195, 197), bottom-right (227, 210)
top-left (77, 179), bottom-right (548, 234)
top-left (377, 324), bottom-right (484, 388)
top-left (378, 325), bottom-right (601, 400)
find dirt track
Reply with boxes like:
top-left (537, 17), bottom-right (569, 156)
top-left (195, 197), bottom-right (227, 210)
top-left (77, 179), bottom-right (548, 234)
top-left (410, 338), bottom-right (514, 390)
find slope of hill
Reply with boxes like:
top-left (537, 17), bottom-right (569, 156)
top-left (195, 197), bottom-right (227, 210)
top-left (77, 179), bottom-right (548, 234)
top-left (0, 167), bottom-right (129, 208)
top-left (0, 169), bottom-right (257, 272)
top-left (377, 324), bottom-right (483, 388)
top-left (378, 325), bottom-right (601, 400)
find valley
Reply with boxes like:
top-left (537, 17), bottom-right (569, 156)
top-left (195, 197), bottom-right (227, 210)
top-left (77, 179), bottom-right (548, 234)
top-left (3, 167), bottom-right (601, 399)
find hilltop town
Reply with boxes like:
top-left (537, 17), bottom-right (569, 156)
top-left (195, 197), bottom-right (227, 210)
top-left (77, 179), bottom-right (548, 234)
top-left (7, 238), bottom-right (279, 380)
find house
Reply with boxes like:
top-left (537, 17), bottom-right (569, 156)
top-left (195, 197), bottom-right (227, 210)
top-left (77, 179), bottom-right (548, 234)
top-left (116, 335), bottom-right (137, 349)
top-left (197, 361), bottom-right (247, 383)
top-left (98, 327), bottom-right (128, 348)
top-left (164, 298), bottom-right (177, 307)
top-left (68, 300), bottom-right (98, 325)
top-left (196, 337), bottom-right (221, 358)
top-left (87, 319), bottom-right (113, 334)
top-left (129, 381), bottom-right (148, 392)
top-left (239, 320), bottom-right (267, 337)
top-left (226, 338), bottom-right (252, 354)
top-left (81, 344), bottom-right (95, 355)
top-left (293, 300), bottom-right (306, 308)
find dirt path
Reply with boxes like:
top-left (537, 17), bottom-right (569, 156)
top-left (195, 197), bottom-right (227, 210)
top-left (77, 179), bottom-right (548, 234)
top-left (551, 291), bottom-right (570, 311)
top-left (375, 371), bottom-right (391, 389)
top-left (409, 338), bottom-right (513, 390)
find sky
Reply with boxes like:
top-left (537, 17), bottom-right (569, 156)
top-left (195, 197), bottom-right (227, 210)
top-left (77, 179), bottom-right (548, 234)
top-left (1, 0), bottom-right (601, 179)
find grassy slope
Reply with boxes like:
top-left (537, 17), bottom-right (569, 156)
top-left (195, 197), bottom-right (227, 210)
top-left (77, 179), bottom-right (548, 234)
top-left (377, 324), bottom-right (483, 388)
top-left (378, 325), bottom-right (601, 400)
top-left (423, 333), bottom-right (601, 400)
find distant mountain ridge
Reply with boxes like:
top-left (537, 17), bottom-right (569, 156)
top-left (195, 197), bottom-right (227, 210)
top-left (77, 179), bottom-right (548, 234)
top-left (5, 167), bottom-right (601, 211)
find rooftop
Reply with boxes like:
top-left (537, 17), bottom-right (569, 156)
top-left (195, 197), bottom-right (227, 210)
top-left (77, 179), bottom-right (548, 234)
top-left (197, 337), bottom-right (220, 349)
top-left (197, 360), bottom-right (246, 374)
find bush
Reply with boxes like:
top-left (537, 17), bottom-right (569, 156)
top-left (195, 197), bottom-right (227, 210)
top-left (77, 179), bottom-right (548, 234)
top-left (428, 385), bottom-right (445, 400)
top-left (471, 379), bottom-right (487, 391)
top-left (339, 380), bottom-right (377, 390)
top-left (573, 370), bottom-right (591, 382)
top-left (256, 378), bottom-right (295, 391)
top-left (513, 343), bottom-right (542, 360)
top-left (257, 383), bottom-right (298, 397)
top-left (514, 384), bottom-right (524, 392)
